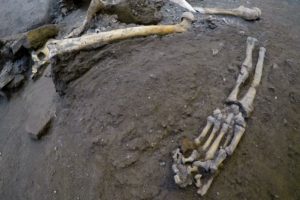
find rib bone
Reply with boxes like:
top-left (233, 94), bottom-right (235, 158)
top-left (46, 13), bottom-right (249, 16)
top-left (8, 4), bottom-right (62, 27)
top-left (239, 47), bottom-right (266, 117)
top-left (194, 6), bottom-right (261, 20)
top-left (31, 12), bottom-right (195, 78)
top-left (227, 37), bottom-right (257, 102)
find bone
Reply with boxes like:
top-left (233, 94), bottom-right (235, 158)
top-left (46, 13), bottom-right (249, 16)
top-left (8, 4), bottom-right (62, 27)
top-left (197, 176), bottom-right (214, 196)
top-left (201, 110), bottom-right (222, 151)
top-left (225, 124), bottom-right (245, 155)
top-left (169, 0), bottom-right (196, 12)
top-left (194, 6), bottom-right (261, 21)
top-left (182, 150), bottom-right (199, 163)
top-left (194, 148), bottom-right (227, 172)
top-left (32, 12), bottom-right (195, 78)
top-left (66, 0), bottom-right (105, 38)
top-left (239, 47), bottom-right (266, 117)
top-left (227, 37), bottom-right (257, 102)
top-left (194, 116), bottom-right (214, 145)
top-left (205, 113), bottom-right (233, 160)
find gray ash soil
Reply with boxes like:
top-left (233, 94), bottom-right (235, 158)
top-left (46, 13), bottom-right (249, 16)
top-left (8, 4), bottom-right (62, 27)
top-left (0, 0), bottom-right (300, 200)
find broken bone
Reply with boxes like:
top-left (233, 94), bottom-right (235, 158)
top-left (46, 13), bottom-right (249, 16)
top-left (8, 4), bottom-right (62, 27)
top-left (194, 6), bottom-right (261, 21)
top-left (31, 12), bottom-right (195, 78)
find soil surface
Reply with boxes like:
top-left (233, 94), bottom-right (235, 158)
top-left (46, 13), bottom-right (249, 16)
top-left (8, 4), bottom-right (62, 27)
top-left (0, 0), bottom-right (300, 200)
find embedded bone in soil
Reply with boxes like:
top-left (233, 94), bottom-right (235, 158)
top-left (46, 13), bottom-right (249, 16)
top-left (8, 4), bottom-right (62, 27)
top-left (169, 0), bottom-right (196, 12)
top-left (194, 6), bottom-right (261, 20)
top-left (227, 37), bottom-right (257, 103)
top-left (239, 47), bottom-right (266, 117)
top-left (31, 12), bottom-right (195, 78)
top-left (171, 37), bottom-right (266, 196)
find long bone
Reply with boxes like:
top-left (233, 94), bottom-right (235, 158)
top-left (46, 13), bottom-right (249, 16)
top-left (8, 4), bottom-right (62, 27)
top-left (194, 6), bottom-right (261, 21)
top-left (238, 47), bottom-right (266, 117)
top-left (226, 37), bottom-right (257, 103)
top-left (31, 12), bottom-right (194, 77)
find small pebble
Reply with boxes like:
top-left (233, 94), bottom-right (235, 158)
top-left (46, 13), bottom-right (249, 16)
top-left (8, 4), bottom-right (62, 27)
top-left (53, 190), bottom-right (57, 194)
top-left (275, 96), bottom-right (278, 100)
top-left (160, 162), bottom-right (166, 166)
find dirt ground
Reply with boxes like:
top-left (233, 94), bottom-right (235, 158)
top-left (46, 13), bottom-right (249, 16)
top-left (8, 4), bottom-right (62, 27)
top-left (0, 0), bottom-right (300, 200)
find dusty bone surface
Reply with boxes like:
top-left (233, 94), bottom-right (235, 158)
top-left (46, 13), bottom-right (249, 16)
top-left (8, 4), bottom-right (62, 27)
top-left (32, 12), bottom-right (195, 83)
top-left (171, 37), bottom-right (266, 196)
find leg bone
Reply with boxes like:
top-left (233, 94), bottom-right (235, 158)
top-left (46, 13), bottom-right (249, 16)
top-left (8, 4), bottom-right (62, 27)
top-left (32, 12), bottom-right (195, 78)
top-left (227, 37), bottom-right (257, 102)
top-left (194, 6), bottom-right (261, 20)
top-left (239, 47), bottom-right (266, 117)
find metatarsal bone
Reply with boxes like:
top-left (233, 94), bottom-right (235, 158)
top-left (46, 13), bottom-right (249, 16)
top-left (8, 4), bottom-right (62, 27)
top-left (227, 37), bottom-right (257, 102)
top-left (239, 47), bottom-right (266, 117)
top-left (205, 113), bottom-right (234, 160)
top-left (225, 124), bottom-right (245, 155)
top-left (194, 6), bottom-right (261, 20)
top-left (32, 12), bottom-right (195, 77)
top-left (194, 116), bottom-right (214, 145)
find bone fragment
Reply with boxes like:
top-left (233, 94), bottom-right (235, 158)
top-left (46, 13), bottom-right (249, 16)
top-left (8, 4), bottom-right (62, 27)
top-left (182, 150), bottom-right (199, 163)
top-left (66, 0), bottom-right (105, 38)
top-left (194, 6), bottom-right (261, 21)
top-left (170, 0), bottom-right (196, 12)
top-left (197, 176), bottom-right (214, 196)
top-left (205, 113), bottom-right (233, 160)
top-left (239, 47), bottom-right (266, 116)
top-left (32, 12), bottom-right (195, 78)
top-left (227, 37), bottom-right (257, 102)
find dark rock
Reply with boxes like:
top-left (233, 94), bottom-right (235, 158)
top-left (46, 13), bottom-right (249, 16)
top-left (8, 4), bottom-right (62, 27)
top-left (0, 62), bottom-right (14, 90)
top-left (0, 0), bottom-right (55, 37)
top-left (6, 74), bottom-right (25, 89)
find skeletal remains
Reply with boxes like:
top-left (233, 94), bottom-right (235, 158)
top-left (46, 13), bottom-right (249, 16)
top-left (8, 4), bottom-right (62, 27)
top-left (172, 37), bottom-right (266, 196)
top-left (66, 0), bottom-right (261, 38)
top-left (31, 12), bottom-right (195, 77)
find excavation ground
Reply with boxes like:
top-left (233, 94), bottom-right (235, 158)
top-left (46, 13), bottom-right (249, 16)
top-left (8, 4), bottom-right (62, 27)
top-left (0, 0), bottom-right (300, 200)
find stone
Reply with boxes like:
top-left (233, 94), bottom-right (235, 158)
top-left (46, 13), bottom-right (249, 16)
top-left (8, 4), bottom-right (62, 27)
top-left (26, 112), bottom-right (53, 140)
top-left (0, 0), bottom-right (54, 37)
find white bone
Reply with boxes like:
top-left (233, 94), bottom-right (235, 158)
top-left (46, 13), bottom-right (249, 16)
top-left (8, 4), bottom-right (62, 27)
top-left (194, 116), bottom-right (214, 145)
top-left (239, 47), bottom-right (266, 116)
top-left (182, 150), bottom-right (199, 163)
top-left (170, 0), bottom-right (196, 12)
top-left (194, 174), bottom-right (202, 187)
top-left (194, 6), bottom-right (261, 20)
top-left (205, 113), bottom-right (233, 160)
top-left (225, 124), bottom-right (245, 155)
top-left (197, 176), bottom-right (214, 196)
top-left (31, 12), bottom-right (195, 77)
top-left (227, 37), bottom-right (257, 102)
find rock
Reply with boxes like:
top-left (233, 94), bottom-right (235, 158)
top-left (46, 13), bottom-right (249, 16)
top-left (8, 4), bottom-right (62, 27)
top-left (26, 112), bottom-right (53, 140)
top-left (6, 74), bottom-right (25, 89)
top-left (107, 0), bottom-right (164, 25)
top-left (0, 62), bottom-right (14, 90)
top-left (0, 0), bottom-right (55, 37)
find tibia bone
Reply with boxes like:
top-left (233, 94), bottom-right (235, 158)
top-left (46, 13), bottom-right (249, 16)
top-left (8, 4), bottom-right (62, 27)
top-left (194, 6), bottom-right (261, 20)
top-left (225, 124), bottom-right (245, 155)
top-left (32, 12), bottom-right (195, 77)
top-left (194, 116), bottom-right (214, 145)
top-left (205, 113), bottom-right (233, 160)
top-left (227, 37), bottom-right (257, 102)
top-left (239, 47), bottom-right (266, 117)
